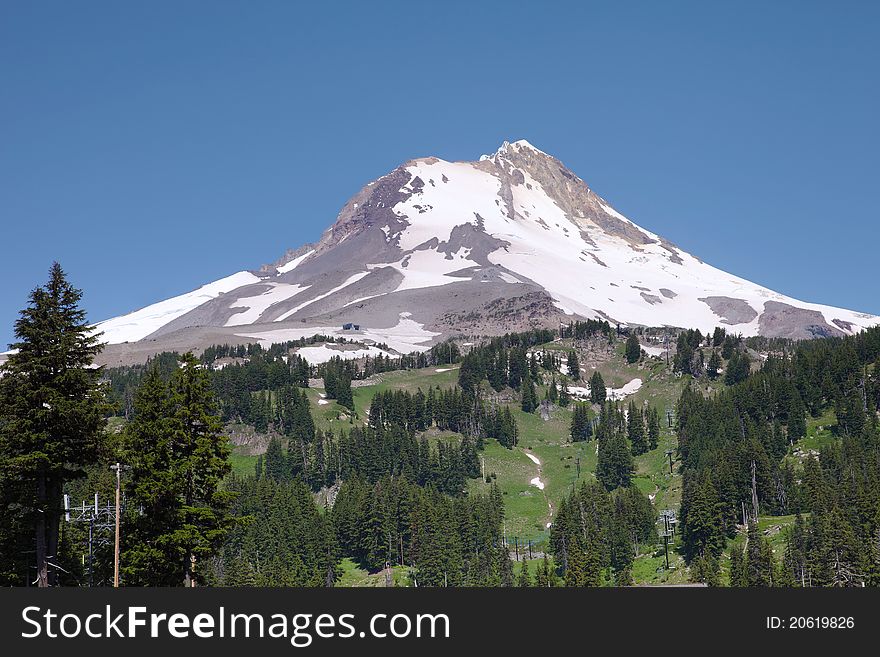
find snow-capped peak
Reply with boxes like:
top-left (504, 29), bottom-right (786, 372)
top-left (89, 141), bottom-right (879, 355)
top-left (480, 138), bottom-right (549, 161)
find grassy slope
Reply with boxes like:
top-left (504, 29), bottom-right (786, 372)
top-left (227, 340), bottom-right (708, 584)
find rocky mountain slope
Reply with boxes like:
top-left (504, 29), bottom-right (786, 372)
top-left (92, 140), bottom-right (877, 363)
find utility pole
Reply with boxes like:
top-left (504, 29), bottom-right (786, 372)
top-left (113, 463), bottom-right (131, 587)
top-left (110, 462), bottom-right (124, 587)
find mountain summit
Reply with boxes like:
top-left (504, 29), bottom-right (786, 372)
top-left (93, 140), bottom-right (877, 362)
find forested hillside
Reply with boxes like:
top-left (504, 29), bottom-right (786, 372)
top-left (3, 265), bottom-right (879, 587)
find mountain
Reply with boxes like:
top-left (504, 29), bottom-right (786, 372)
top-left (92, 140), bottom-right (877, 364)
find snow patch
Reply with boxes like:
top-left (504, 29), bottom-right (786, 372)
top-left (569, 378), bottom-right (643, 401)
top-left (236, 313), bottom-right (441, 354)
top-left (276, 249), bottom-right (314, 274)
top-left (275, 272), bottom-right (370, 321)
top-left (94, 271), bottom-right (262, 344)
top-left (224, 283), bottom-right (309, 326)
top-left (296, 344), bottom-right (392, 365)
top-left (641, 344), bottom-right (666, 357)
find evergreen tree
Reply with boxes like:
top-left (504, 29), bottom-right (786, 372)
top-left (746, 521), bottom-right (774, 586)
top-left (567, 351), bottom-right (580, 380)
top-left (521, 378), bottom-right (538, 413)
top-left (681, 473), bottom-right (723, 561)
top-left (0, 263), bottom-right (109, 586)
top-left (264, 437), bottom-right (285, 482)
top-left (596, 433), bottom-right (633, 490)
top-left (627, 402), bottom-right (646, 456)
top-left (517, 560), bottom-right (533, 587)
top-left (570, 403), bottom-right (593, 442)
top-left (690, 553), bottom-right (720, 586)
top-left (336, 371), bottom-right (354, 411)
top-left (589, 371), bottom-right (606, 405)
top-left (729, 543), bottom-right (748, 586)
top-left (558, 379), bottom-right (571, 407)
top-left (122, 354), bottom-right (236, 586)
top-left (646, 407), bottom-right (660, 451)
top-left (615, 565), bottom-right (634, 586)
top-left (706, 350), bottom-right (722, 380)
top-left (548, 376), bottom-right (559, 404)
top-left (673, 333), bottom-right (695, 375)
top-left (625, 334), bottom-right (641, 364)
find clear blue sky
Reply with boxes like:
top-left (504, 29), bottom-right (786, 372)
top-left (2, 1), bottom-right (878, 348)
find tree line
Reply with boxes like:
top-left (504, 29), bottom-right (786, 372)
top-left (677, 325), bottom-right (880, 585)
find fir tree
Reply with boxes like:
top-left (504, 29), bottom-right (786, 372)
top-left (0, 263), bottom-right (109, 586)
top-left (548, 376), bottom-right (559, 403)
top-left (264, 437), bottom-right (285, 482)
top-left (627, 402), bottom-right (647, 456)
top-left (646, 407), bottom-right (660, 450)
top-left (625, 333), bottom-right (641, 364)
top-left (521, 378), bottom-right (538, 413)
top-left (558, 380), bottom-right (571, 407)
top-left (567, 351), bottom-right (580, 380)
top-left (746, 521), bottom-right (774, 586)
top-left (570, 403), bottom-right (593, 442)
top-left (729, 543), bottom-right (748, 586)
top-left (122, 354), bottom-right (236, 586)
top-left (596, 433), bottom-right (633, 490)
top-left (336, 371), bottom-right (354, 411)
top-left (589, 371), bottom-right (606, 405)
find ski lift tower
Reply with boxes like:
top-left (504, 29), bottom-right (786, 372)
top-left (658, 509), bottom-right (678, 569)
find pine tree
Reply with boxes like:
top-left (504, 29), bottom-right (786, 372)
top-left (690, 553), bottom-right (720, 586)
top-left (589, 371), bottom-right (606, 405)
top-left (567, 351), bottom-right (580, 380)
top-left (570, 403), bottom-right (593, 442)
top-left (746, 521), bottom-right (774, 586)
top-left (336, 371), bottom-right (354, 411)
top-left (122, 354), bottom-right (236, 586)
top-left (498, 547), bottom-right (514, 587)
top-left (674, 333), bottom-right (695, 374)
top-left (625, 334), bottom-right (641, 364)
top-left (706, 350), bottom-right (722, 380)
top-left (596, 433), bottom-right (633, 490)
top-left (0, 263), bottom-right (109, 586)
top-left (615, 566), bottom-right (633, 586)
top-left (265, 437), bottom-right (285, 482)
top-left (521, 378), bottom-right (538, 413)
top-left (627, 402), bottom-right (646, 455)
top-left (548, 376), bottom-right (559, 403)
top-left (681, 473), bottom-right (723, 561)
top-left (647, 407), bottom-right (660, 450)
top-left (517, 560), bottom-right (533, 587)
top-left (729, 543), bottom-right (748, 586)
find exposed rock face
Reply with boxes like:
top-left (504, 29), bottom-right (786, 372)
top-left (758, 302), bottom-right (845, 339)
top-left (89, 139), bottom-right (877, 362)
top-left (699, 297), bottom-right (759, 326)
